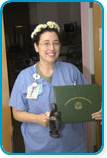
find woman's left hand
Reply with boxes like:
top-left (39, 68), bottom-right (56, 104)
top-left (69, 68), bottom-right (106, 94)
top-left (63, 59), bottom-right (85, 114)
top-left (91, 108), bottom-right (102, 121)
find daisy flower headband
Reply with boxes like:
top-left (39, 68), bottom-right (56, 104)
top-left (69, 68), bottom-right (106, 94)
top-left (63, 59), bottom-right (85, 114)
top-left (31, 21), bottom-right (60, 39)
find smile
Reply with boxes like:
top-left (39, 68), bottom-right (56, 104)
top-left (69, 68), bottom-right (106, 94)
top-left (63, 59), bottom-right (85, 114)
top-left (46, 52), bottom-right (56, 56)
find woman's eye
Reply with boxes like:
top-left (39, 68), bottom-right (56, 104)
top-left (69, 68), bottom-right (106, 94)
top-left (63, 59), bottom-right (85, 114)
top-left (54, 43), bottom-right (60, 45)
top-left (44, 43), bottom-right (49, 46)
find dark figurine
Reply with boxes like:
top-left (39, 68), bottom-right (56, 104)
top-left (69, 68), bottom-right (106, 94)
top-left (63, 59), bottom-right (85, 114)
top-left (49, 103), bottom-right (61, 138)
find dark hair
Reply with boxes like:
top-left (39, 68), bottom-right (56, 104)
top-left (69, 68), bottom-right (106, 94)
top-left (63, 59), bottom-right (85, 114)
top-left (32, 28), bottom-right (62, 45)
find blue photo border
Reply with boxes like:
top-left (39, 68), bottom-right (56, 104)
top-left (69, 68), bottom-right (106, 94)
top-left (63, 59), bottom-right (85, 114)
top-left (0, 0), bottom-right (104, 156)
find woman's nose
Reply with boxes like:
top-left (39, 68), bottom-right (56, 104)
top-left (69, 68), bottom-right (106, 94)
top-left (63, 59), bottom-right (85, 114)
top-left (49, 44), bottom-right (54, 50)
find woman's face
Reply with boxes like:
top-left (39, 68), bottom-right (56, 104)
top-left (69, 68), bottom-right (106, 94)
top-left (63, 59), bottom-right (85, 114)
top-left (34, 31), bottom-right (61, 64)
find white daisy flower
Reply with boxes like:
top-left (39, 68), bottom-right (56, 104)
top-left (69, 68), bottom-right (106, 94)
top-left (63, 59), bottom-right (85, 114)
top-left (31, 21), bottom-right (60, 39)
top-left (47, 21), bottom-right (60, 32)
top-left (31, 24), bottom-right (47, 39)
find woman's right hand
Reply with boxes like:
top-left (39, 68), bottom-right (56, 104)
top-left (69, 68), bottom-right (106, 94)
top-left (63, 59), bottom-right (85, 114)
top-left (12, 107), bottom-right (50, 127)
top-left (36, 113), bottom-right (50, 127)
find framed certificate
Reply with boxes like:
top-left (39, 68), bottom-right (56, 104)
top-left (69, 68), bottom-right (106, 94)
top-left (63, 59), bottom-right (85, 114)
top-left (54, 85), bottom-right (100, 123)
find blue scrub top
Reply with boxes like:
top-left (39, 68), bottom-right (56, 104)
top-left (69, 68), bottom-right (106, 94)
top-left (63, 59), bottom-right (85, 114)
top-left (9, 61), bottom-right (88, 153)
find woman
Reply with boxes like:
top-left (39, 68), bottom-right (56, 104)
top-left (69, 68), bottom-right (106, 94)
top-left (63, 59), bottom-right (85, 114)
top-left (10, 21), bottom-right (102, 153)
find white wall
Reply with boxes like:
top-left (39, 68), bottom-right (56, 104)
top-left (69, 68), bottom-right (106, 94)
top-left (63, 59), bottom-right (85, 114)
top-left (81, 2), bottom-right (96, 152)
top-left (81, 2), bottom-right (94, 82)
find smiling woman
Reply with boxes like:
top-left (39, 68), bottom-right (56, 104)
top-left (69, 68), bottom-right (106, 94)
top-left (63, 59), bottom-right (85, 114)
top-left (8, 21), bottom-right (102, 153)
top-left (34, 31), bottom-right (60, 65)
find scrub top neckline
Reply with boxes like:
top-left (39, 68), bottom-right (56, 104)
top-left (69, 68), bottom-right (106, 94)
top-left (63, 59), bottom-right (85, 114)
top-left (35, 63), bottom-right (53, 83)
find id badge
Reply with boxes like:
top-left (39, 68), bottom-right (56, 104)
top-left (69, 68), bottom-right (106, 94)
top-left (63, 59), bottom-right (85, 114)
top-left (26, 82), bottom-right (42, 99)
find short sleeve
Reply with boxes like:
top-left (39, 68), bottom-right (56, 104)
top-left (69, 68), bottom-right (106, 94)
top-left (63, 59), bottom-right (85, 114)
top-left (9, 71), bottom-right (28, 111)
top-left (72, 65), bottom-right (89, 85)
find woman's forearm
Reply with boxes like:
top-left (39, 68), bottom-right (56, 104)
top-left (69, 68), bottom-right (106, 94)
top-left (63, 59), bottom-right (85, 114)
top-left (12, 107), bottom-right (49, 126)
